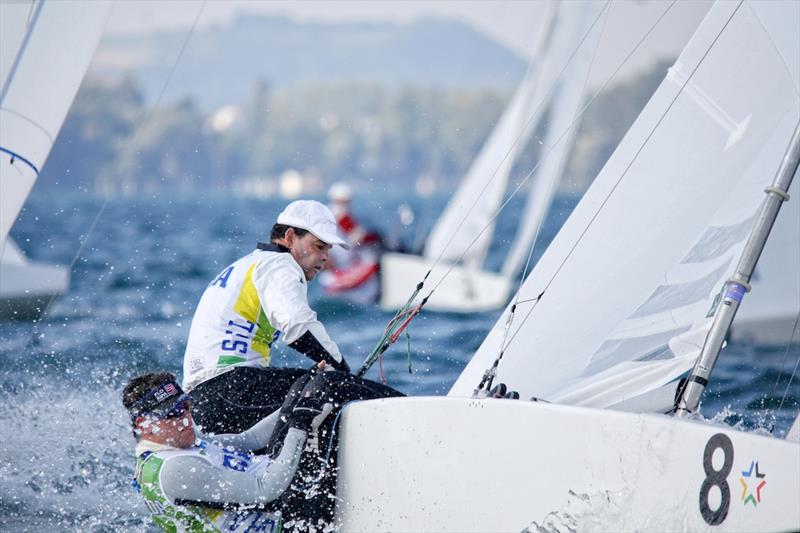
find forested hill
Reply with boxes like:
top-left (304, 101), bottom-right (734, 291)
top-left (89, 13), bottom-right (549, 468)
top-left (92, 15), bottom-right (527, 110)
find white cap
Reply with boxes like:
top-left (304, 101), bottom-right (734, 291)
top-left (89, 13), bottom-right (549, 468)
top-left (328, 182), bottom-right (353, 202)
top-left (277, 200), bottom-right (350, 249)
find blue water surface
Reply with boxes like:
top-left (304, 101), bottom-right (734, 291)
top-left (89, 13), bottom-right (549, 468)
top-left (0, 191), bottom-right (797, 531)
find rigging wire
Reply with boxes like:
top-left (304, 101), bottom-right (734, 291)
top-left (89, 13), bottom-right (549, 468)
top-left (424, 1), bottom-right (612, 280)
top-left (768, 310), bottom-right (800, 401)
top-left (22, 0), bottom-right (208, 348)
top-left (474, 3), bottom-right (612, 395)
top-left (425, 0), bottom-right (679, 302)
top-left (362, 0), bottom-right (680, 375)
top-left (775, 310), bottom-right (800, 414)
top-left (360, 1), bottom-right (613, 375)
top-left (497, 0), bottom-right (742, 359)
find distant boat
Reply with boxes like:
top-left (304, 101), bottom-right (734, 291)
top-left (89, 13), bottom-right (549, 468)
top-left (380, 1), bottom-right (603, 313)
top-left (336, 1), bottom-right (800, 529)
top-left (0, 0), bottom-right (110, 319)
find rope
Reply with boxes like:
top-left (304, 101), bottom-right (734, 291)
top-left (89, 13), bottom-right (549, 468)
top-left (426, 0), bottom-right (678, 300)
top-left (768, 310), bottom-right (800, 403)
top-left (488, 0), bottom-right (738, 360)
top-left (472, 4), bottom-right (612, 395)
top-left (371, 0), bottom-right (680, 383)
top-left (425, 1), bottom-right (614, 286)
top-left (776, 310), bottom-right (800, 413)
top-left (356, 273), bottom-right (430, 380)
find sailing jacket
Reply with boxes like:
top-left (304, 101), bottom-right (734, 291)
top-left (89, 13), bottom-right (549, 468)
top-left (133, 415), bottom-right (305, 533)
top-left (183, 243), bottom-right (347, 392)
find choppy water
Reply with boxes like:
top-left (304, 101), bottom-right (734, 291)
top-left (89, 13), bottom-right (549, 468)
top-left (1, 191), bottom-right (798, 531)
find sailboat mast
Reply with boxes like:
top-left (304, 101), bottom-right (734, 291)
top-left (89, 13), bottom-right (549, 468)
top-left (676, 120), bottom-right (800, 416)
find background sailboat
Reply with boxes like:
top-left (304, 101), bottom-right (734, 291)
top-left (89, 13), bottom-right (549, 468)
top-left (0, 0), bottom-right (110, 319)
top-left (336, 0), bottom-right (800, 529)
top-left (380, 1), bottom-right (603, 313)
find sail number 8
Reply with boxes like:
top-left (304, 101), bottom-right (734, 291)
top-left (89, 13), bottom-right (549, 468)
top-left (699, 433), bottom-right (734, 525)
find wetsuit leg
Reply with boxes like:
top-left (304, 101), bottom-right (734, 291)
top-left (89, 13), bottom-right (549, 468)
top-left (266, 373), bottom-right (406, 527)
top-left (190, 367), bottom-right (309, 434)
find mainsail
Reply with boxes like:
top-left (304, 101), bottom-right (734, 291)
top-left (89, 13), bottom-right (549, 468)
top-left (450, 0), bottom-right (800, 407)
top-left (0, 0), bottom-right (110, 317)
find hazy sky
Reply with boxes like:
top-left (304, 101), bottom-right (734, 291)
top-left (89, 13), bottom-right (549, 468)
top-left (105, 1), bottom-right (713, 83)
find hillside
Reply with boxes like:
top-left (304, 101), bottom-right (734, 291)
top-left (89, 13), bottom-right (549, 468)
top-left (91, 15), bottom-right (527, 110)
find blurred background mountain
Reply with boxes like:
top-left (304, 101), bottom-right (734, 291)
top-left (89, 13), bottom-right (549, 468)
top-left (38, 14), bottom-right (672, 198)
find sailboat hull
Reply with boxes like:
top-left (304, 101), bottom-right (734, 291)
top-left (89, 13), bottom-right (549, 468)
top-left (0, 239), bottom-right (68, 320)
top-left (334, 397), bottom-right (799, 532)
top-left (380, 252), bottom-right (511, 313)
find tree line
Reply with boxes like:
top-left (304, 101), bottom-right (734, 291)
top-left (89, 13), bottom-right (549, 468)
top-left (41, 59), bottom-right (670, 197)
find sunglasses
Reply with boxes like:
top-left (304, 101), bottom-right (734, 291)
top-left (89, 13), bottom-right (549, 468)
top-left (161, 399), bottom-right (192, 419)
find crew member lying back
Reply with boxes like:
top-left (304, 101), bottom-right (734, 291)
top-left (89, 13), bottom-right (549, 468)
top-left (123, 371), bottom-right (330, 532)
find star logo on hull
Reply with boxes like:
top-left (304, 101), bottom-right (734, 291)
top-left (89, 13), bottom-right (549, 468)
top-left (739, 460), bottom-right (766, 506)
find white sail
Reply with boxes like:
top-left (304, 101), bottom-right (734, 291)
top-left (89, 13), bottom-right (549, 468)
top-left (501, 2), bottom-right (603, 278)
top-left (380, 1), bottom-right (603, 312)
top-left (1, 0), bottom-right (110, 244)
top-left (423, 2), bottom-right (559, 269)
top-left (0, 0), bottom-right (110, 317)
top-left (450, 0), bottom-right (800, 407)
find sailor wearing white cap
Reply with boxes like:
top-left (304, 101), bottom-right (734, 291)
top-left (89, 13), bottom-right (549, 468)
top-left (181, 200), bottom-right (353, 434)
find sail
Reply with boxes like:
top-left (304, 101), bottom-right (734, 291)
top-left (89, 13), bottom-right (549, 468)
top-left (501, 2), bottom-right (603, 278)
top-left (0, 0), bottom-right (111, 246)
top-left (450, 0), bottom-right (800, 407)
top-left (422, 3), bottom-right (559, 269)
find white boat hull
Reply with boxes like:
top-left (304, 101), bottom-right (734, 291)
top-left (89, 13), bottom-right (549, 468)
top-left (334, 397), bottom-right (799, 532)
top-left (380, 252), bottom-right (511, 313)
top-left (0, 239), bottom-right (68, 319)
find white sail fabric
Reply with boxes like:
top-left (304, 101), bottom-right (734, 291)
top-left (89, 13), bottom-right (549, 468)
top-left (422, 3), bottom-right (559, 269)
top-left (450, 0), bottom-right (800, 407)
top-left (501, 2), bottom-right (603, 278)
top-left (0, 0), bottom-right (111, 246)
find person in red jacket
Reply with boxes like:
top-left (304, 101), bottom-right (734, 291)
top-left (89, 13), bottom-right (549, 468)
top-left (323, 182), bottom-right (382, 303)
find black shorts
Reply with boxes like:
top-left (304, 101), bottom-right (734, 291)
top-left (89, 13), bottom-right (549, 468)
top-left (189, 366), bottom-right (309, 434)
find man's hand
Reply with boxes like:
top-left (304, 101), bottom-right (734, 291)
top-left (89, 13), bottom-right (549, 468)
top-left (289, 394), bottom-right (333, 433)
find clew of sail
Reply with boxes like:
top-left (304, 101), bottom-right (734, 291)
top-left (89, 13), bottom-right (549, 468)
top-left (449, 0), bottom-right (800, 408)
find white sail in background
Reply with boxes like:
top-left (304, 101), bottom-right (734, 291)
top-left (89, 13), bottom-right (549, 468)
top-left (450, 0), bottom-right (800, 407)
top-left (501, 2), bottom-right (602, 278)
top-left (423, 2), bottom-right (558, 269)
top-left (381, 1), bottom-right (602, 312)
top-left (0, 0), bottom-right (111, 317)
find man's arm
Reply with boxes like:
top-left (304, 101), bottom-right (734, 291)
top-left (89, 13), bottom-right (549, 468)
top-left (255, 256), bottom-right (350, 371)
top-left (288, 325), bottom-right (350, 372)
top-left (160, 428), bottom-right (306, 506)
top-left (202, 410), bottom-right (280, 451)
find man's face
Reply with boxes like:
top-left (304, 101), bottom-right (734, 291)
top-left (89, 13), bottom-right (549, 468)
top-left (137, 410), bottom-right (196, 448)
top-left (289, 230), bottom-right (332, 281)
